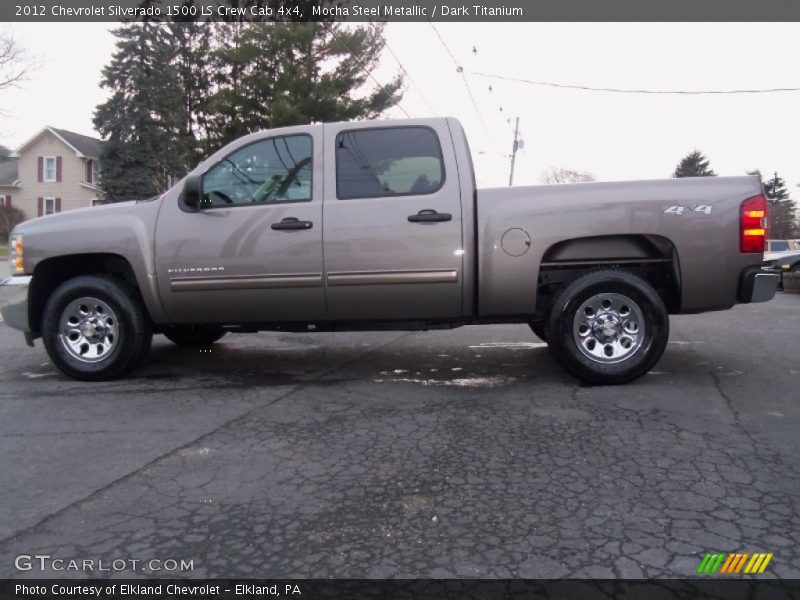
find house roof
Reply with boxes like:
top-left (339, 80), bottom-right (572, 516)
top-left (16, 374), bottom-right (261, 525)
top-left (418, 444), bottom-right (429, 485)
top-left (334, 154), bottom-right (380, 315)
top-left (14, 126), bottom-right (104, 159)
top-left (0, 159), bottom-right (19, 186)
top-left (49, 127), bottom-right (104, 159)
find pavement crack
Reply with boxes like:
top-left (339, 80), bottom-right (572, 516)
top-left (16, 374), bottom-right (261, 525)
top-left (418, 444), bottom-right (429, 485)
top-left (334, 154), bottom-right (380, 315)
top-left (0, 332), bottom-right (410, 547)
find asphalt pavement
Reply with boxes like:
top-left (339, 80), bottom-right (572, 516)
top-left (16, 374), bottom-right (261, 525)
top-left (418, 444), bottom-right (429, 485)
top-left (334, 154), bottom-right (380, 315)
top-left (0, 276), bottom-right (798, 578)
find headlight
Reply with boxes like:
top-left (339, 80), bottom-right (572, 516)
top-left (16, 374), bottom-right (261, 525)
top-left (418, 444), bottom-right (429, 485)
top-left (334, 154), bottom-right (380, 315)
top-left (9, 234), bottom-right (23, 274)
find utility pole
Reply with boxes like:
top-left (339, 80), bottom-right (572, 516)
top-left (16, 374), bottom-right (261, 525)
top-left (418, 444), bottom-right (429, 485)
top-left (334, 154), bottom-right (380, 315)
top-left (508, 117), bottom-right (520, 186)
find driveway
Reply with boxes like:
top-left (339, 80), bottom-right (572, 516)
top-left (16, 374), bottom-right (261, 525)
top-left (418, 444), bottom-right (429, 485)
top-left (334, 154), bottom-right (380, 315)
top-left (0, 293), bottom-right (798, 578)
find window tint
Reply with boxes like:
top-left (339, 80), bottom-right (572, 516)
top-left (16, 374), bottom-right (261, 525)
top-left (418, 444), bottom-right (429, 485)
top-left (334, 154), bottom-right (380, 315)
top-left (336, 127), bottom-right (444, 199)
top-left (202, 135), bottom-right (312, 208)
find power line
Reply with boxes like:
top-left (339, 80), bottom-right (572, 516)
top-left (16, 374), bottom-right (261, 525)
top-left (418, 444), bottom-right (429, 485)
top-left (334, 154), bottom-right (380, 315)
top-left (470, 71), bottom-right (800, 95)
top-left (383, 38), bottom-right (439, 117)
top-left (325, 24), bottom-right (412, 118)
top-left (421, 18), bottom-right (492, 139)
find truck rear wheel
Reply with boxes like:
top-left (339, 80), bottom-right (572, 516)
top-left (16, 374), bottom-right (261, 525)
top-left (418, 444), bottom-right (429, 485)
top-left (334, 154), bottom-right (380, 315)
top-left (546, 270), bottom-right (669, 385)
top-left (164, 326), bottom-right (226, 347)
top-left (41, 275), bottom-right (153, 381)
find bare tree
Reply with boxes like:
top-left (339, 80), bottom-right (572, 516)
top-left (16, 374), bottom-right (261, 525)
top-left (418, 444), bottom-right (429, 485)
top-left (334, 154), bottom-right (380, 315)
top-left (0, 29), bottom-right (29, 92)
top-left (540, 166), bottom-right (596, 184)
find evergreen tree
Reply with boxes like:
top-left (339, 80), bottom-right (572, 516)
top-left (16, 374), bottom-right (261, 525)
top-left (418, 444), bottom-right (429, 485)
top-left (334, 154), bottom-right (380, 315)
top-left (94, 19), bottom-right (403, 201)
top-left (205, 22), bottom-right (402, 150)
top-left (94, 24), bottom-right (190, 201)
top-left (673, 150), bottom-right (716, 178)
top-left (748, 170), bottom-right (797, 239)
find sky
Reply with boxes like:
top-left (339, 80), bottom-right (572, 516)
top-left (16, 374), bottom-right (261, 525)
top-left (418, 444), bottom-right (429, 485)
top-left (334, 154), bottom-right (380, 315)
top-left (1, 22), bottom-right (798, 193)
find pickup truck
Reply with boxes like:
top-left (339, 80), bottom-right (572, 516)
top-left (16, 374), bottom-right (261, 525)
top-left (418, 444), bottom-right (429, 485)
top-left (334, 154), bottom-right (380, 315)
top-left (1, 117), bottom-right (779, 384)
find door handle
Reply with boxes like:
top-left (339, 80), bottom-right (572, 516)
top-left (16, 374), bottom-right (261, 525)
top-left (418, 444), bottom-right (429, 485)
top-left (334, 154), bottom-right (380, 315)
top-left (408, 209), bottom-right (452, 223)
top-left (271, 217), bottom-right (313, 231)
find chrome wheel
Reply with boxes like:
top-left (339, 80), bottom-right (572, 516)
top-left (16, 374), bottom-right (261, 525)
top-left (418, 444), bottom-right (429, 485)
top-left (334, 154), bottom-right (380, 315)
top-left (573, 292), bottom-right (644, 364)
top-left (58, 297), bottom-right (118, 363)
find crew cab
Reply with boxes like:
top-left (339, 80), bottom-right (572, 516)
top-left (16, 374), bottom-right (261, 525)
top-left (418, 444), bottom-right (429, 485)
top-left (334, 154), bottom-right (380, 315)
top-left (1, 117), bottom-right (779, 384)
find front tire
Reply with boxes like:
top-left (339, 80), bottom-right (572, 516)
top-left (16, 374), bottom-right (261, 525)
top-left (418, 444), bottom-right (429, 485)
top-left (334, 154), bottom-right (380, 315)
top-left (42, 275), bottom-right (153, 381)
top-left (546, 270), bottom-right (669, 385)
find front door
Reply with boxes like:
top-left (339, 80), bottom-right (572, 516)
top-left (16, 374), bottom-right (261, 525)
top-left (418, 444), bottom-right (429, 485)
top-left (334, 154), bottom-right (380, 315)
top-left (154, 127), bottom-right (325, 325)
top-left (322, 121), bottom-right (464, 320)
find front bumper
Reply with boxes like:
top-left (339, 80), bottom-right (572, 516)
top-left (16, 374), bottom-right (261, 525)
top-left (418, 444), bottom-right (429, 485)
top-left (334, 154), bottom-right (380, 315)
top-left (738, 268), bottom-right (780, 303)
top-left (0, 275), bottom-right (32, 333)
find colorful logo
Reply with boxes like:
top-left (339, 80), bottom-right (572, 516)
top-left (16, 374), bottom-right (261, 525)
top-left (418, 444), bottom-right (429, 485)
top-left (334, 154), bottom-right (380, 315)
top-left (697, 552), bottom-right (773, 575)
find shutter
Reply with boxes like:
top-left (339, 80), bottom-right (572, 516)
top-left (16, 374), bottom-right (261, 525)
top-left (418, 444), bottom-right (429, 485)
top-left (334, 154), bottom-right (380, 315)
top-left (55, 197), bottom-right (62, 213)
top-left (37, 197), bottom-right (43, 217)
top-left (37, 157), bottom-right (43, 182)
top-left (5, 195), bottom-right (10, 207)
top-left (56, 157), bottom-right (62, 182)
top-left (86, 160), bottom-right (93, 183)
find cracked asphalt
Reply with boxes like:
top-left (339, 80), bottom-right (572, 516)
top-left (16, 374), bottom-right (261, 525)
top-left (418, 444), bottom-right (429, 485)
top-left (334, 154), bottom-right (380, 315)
top-left (0, 282), bottom-right (798, 579)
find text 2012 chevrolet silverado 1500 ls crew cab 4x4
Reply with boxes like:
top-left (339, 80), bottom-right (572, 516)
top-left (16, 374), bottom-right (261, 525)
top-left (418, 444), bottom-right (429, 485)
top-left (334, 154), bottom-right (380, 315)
top-left (1, 118), bottom-right (779, 384)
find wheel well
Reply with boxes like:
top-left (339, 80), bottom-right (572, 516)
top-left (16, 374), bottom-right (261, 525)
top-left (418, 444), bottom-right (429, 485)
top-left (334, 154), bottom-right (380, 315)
top-left (28, 254), bottom-right (141, 335)
top-left (536, 235), bottom-right (681, 319)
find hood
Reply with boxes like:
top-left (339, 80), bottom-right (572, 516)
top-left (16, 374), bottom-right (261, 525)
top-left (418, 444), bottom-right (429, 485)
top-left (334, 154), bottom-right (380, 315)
top-left (13, 199), bottom-right (159, 237)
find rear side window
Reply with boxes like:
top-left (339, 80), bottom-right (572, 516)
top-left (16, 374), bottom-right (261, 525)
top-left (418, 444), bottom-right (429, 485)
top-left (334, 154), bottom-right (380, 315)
top-left (335, 127), bottom-right (444, 200)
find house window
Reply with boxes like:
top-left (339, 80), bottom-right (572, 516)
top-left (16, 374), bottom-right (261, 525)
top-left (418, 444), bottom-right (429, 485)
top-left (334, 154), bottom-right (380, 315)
top-left (44, 157), bottom-right (57, 182)
top-left (44, 197), bottom-right (55, 215)
top-left (92, 161), bottom-right (101, 185)
top-left (91, 198), bottom-right (103, 207)
top-left (0, 195), bottom-right (8, 207)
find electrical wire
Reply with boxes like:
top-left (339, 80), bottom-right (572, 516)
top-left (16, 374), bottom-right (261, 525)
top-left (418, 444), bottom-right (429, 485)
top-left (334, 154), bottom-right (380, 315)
top-left (417, 15), bottom-right (493, 139)
top-left (470, 71), bottom-right (800, 95)
top-left (326, 24), bottom-right (412, 118)
top-left (383, 38), bottom-right (439, 117)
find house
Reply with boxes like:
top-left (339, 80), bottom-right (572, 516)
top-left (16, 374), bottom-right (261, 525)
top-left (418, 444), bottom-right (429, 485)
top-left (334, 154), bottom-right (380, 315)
top-left (0, 126), bottom-right (104, 220)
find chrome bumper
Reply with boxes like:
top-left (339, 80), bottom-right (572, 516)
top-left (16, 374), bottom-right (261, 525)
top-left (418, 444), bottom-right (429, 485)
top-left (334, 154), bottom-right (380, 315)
top-left (0, 275), bottom-right (32, 335)
top-left (738, 268), bottom-right (780, 304)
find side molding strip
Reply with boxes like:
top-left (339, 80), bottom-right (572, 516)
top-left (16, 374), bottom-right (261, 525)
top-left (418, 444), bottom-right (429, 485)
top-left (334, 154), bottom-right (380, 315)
top-left (327, 269), bottom-right (458, 287)
top-left (170, 274), bottom-right (323, 292)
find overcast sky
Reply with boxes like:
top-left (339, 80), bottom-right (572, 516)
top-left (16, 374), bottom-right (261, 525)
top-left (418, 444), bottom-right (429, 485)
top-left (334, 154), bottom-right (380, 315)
top-left (2, 22), bottom-right (798, 193)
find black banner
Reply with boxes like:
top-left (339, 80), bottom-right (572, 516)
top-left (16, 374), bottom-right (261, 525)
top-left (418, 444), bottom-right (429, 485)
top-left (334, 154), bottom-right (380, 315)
top-left (2, 0), bottom-right (800, 23)
top-left (3, 579), bottom-right (800, 600)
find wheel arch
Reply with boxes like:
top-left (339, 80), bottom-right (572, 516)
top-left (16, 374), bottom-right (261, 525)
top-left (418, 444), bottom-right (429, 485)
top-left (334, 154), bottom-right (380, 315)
top-left (28, 253), bottom-right (151, 335)
top-left (537, 234), bottom-right (682, 317)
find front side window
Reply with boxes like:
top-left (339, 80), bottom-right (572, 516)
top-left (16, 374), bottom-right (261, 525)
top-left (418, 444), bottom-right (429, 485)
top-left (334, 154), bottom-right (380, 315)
top-left (335, 127), bottom-right (444, 200)
top-left (44, 157), bottom-right (57, 182)
top-left (201, 135), bottom-right (312, 208)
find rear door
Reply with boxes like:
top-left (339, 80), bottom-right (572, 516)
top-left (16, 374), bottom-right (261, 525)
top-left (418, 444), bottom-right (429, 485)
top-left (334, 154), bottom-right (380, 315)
top-left (322, 120), bottom-right (464, 320)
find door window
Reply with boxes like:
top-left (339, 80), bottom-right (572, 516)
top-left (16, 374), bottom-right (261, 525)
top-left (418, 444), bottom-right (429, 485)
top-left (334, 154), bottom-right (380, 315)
top-left (335, 127), bottom-right (444, 200)
top-left (202, 135), bottom-right (312, 208)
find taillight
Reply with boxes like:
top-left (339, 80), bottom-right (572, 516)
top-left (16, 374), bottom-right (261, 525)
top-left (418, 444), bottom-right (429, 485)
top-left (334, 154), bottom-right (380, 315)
top-left (740, 194), bottom-right (767, 253)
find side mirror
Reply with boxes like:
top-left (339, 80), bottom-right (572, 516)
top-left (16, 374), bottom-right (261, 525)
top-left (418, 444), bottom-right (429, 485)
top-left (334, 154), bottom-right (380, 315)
top-left (183, 174), bottom-right (202, 211)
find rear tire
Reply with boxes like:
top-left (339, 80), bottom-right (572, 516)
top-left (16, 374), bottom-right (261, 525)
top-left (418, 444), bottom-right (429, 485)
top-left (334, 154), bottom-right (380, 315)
top-left (164, 326), bottom-right (226, 347)
top-left (42, 275), bottom-right (153, 381)
top-left (546, 270), bottom-right (669, 385)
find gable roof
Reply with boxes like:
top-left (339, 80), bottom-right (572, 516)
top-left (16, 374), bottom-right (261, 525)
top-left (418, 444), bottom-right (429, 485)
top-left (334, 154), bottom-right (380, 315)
top-left (14, 126), bottom-right (104, 159)
top-left (0, 159), bottom-right (19, 186)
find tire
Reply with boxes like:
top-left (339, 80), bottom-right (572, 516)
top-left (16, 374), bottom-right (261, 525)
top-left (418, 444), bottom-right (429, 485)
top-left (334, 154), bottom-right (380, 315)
top-left (528, 320), bottom-right (547, 342)
top-left (42, 275), bottom-right (153, 381)
top-left (164, 326), bottom-right (226, 347)
top-left (546, 270), bottom-right (669, 385)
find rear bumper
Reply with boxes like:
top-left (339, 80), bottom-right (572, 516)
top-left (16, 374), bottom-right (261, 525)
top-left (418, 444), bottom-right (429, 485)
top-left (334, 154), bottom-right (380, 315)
top-left (738, 268), bottom-right (779, 303)
top-left (0, 275), bottom-right (32, 333)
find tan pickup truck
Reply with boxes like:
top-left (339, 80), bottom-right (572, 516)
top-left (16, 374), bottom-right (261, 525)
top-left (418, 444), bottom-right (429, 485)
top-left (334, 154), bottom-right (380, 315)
top-left (1, 117), bottom-right (779, 384)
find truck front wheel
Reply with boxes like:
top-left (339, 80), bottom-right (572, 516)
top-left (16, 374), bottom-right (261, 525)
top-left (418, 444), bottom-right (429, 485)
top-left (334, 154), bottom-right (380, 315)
top-left (41, 275), bottom-right (153, 381)
top-left (546, 270), bottom-right (669, 385)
